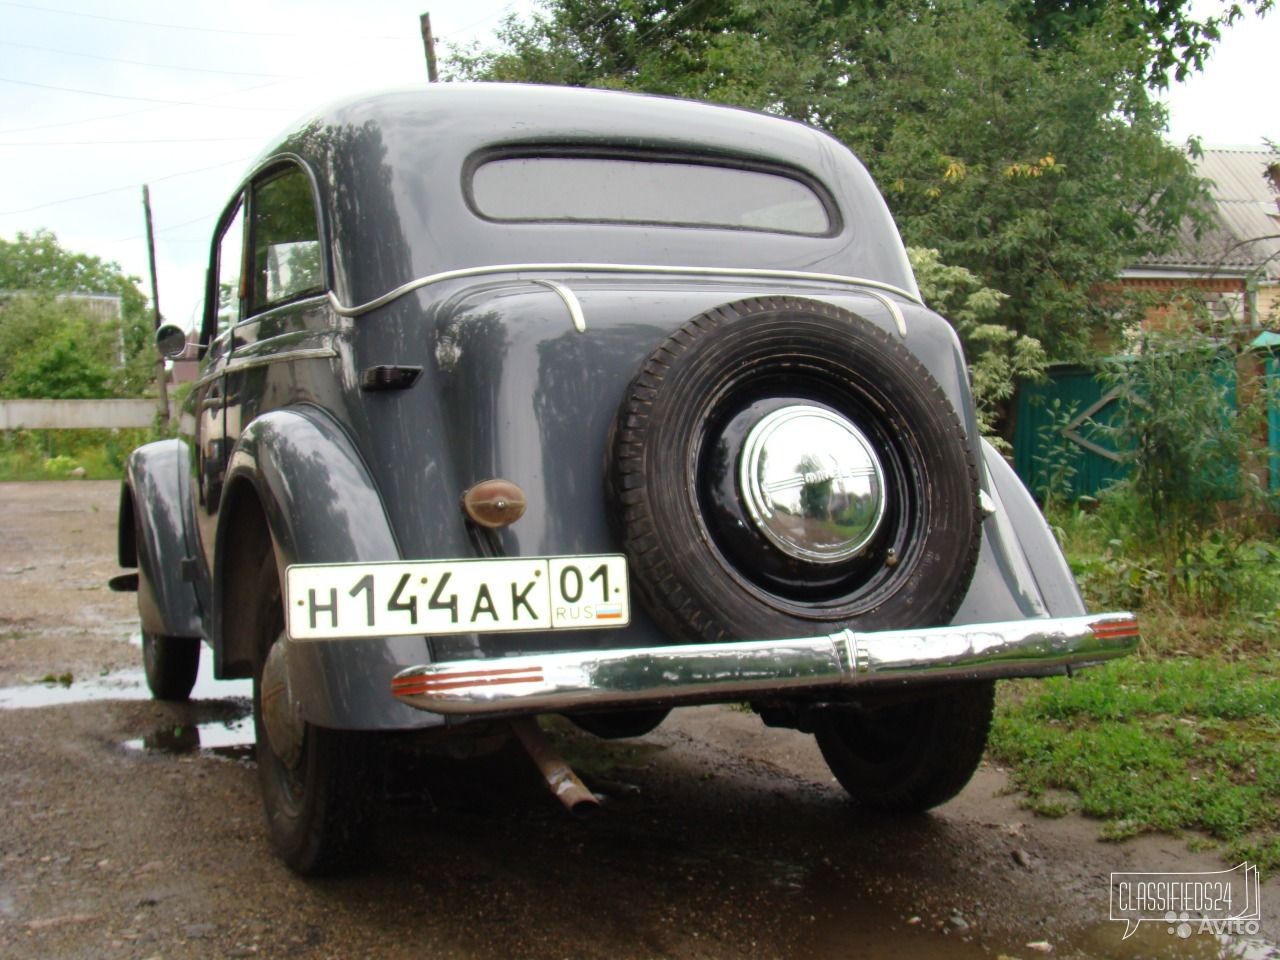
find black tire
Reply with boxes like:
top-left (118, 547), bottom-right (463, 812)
top-left (250, 551), bottom-right (374, 875)
top-left (608, 296), bottom-right (980, 643)
top-left (568, 708), bottom-right (670, 739)
top-left (141, 631), bottom-right (200, 702)
top-left (814, 682), bottom-right (994, 813)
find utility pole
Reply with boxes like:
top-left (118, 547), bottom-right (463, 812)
top-left (141, 184), bottom-right (171, 428)
top-left (420, 12), bottom-right (438, 82)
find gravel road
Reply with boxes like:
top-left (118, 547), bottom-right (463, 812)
top-left (0, 480), bottom-right (1275, 960)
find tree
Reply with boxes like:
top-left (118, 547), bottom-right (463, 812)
top-left (0, 296), bottom-right (115, 399)
top-left (449, 0), bottom-right (1221, 428)
top-left (0, 230), bottom-right (153, 397)
top-left (1010, 0), bottom-right (1273, 86)
top-left (908, 247), bottom-right (1046, 445)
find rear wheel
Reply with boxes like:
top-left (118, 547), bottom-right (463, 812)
top-left (141, 631), bottom-right (199, 701)
top-left (250, 550), bottom-right (375, 875)
top-left (814, 682), bottom-right (995, 813)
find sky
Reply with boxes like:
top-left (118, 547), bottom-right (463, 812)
top-left (0, 0), bottom-right (1276, 333)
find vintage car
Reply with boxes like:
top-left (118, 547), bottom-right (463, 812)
top-left (116, 83), bottom-right (1138, 874)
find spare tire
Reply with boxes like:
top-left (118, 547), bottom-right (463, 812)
top-left (607, 296), bottom-right (980, 644)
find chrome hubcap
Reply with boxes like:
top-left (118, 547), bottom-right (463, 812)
top-left (738, 405), bottom-right (886, 564)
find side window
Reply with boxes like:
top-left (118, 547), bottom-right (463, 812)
top-left (250, 166), bottom-right (323, 314)
top-left (214, 201), bottom-right (245, 339)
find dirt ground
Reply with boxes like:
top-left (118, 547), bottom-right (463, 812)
top-left (0, 480), bottom-right (1276, 960)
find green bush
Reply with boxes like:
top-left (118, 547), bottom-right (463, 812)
top-left (0, 427), bottom-right (158, 481)
top-left (1084, 310), bottom-right (1278, 614)
top-left (1050, 491), bottom-right (1280, 625)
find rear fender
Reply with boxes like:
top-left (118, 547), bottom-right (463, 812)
top-left (952, 439), bottom-right (1085, 625)
top-left (122, 440), bottom-right (201, 638)
top-left (215, 405), bottom-right (443, 731)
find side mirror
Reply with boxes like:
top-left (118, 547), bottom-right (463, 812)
top-left (155, 324), bottom-right (189, 360)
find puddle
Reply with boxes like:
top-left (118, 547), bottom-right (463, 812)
top-left (1063, 918), bottom-right (1279, 959)
top-left (124, 714), bottom-right (255, 760)
top-left (0, 638), bottom-right (255, 757)
top-left (0, 669), bottom-right (153, 709)
top-left (0, 634), bottom-right (250, 709)
top-left (797, 878), bottom-right (1279, 960)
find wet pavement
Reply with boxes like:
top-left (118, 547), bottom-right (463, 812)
top-left (1, 480), bottom-right (1277, 959)
top-left (2, 672), bottom-right (1277, 959)
top-left (0, 640), bottom-right (254, 759)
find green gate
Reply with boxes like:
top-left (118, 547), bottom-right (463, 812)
top-left (1015, 352), bottom-right (1246, 502)
top-left (1014, 364), bottom-right (1129, 501)
top-left (1255, 332), bottom-right (1280, 494)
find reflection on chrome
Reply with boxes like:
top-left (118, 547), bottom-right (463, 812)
top-left (391, 613), bottom-right (1140, 715)
top-left (739, 405), bottom-right (886, 564)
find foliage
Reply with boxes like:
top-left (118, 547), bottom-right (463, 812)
top-left (908, 247), bottom-right (1046, 443)
top-left (0, 296), bottom-right (116, 399)
top-left (0, 428), bottom-right (158, 481)
top-left (1030, 397), bottom-right (1083, 511)
top-left (1008, 0), bottom-right (1274, 86)
top-left (0, 230), bottom-right (155, 397)
top-left (0, 229), bottom-right (147, 316)
top-left (1051, 495), bottom-right (1280, 621)
top-left (450, 0), bottom-right (1214, 369)
top-left (991, 654), bottom-right (1280, 872)
top-left (1096, 310), bottom-right (1275, 608)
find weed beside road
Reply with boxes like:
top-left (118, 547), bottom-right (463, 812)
top-left (991, 649), bottom-right (1280, 871)
top-left (0, 427), bottom-right (153, 481)
top-left (992, 492), bottom-right (1280, 871)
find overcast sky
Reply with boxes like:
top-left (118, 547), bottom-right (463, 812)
top-left (0, 0), bottom-right (1275, 333)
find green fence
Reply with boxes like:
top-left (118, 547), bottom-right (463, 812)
top-left (1014, 364), bottom-right (1129, 501)
top-left (1257, 333), bottom-right (1280, 494)
top-left (1267, 352), bottom-right (1280, 494)
top-left (1014, 354), bottom-right (1246, 502)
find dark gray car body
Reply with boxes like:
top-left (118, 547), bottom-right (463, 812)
top-left (120, 84), bottom-right (1083, 733)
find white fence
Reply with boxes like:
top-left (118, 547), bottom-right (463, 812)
top-left (0, 399), bottom-right (166, 430)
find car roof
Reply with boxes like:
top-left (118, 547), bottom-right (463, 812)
top-left (251, 84), bottom-right (916, 304)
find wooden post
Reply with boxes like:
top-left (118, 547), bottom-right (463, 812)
top-left (420, 12), bottom-right (439, 82)
top-left (142, 184), bottom-right (170, 428)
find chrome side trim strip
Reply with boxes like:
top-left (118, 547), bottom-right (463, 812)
top-left (327, 263), bottom-right (922, 318)
top-left (390, 613), bottom-right (1139, 715)
top-left (531, 279), bottom-right (587, 332)
top-left (223, 346), bottom-right (338, 375)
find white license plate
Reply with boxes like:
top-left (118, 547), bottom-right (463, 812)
top-left (285, 554), bottom-right (629, 641)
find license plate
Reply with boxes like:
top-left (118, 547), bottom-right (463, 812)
top-left (285, 554), bottom-right (630, 641)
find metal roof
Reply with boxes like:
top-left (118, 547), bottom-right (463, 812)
top-left (1131, 148), bottom-right (1280, 280)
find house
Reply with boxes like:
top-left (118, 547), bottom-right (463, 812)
top-left (1015, 147), bottom-right (1280, 499)
top-left (1122, 147), bottom-right (1280, 326)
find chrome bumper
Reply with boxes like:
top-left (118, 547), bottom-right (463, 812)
top-left (390, 613), bottom-right (1138, 715)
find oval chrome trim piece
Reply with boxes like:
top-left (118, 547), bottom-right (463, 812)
top-left (738, 405), bottom-right (887, 564)
top-left (327, 262), bottom-right (922, 319)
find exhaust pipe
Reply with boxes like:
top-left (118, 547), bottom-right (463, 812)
top-left (510, 717), bottom-right (599, 816)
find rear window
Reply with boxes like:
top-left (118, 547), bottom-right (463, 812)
top-left (469, 155), bottom-right (833, 236)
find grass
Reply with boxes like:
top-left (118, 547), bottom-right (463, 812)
top-left (0, 428), bottom-right (155, 481)
top-left (991, 508), bottom-right (1280, 871)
